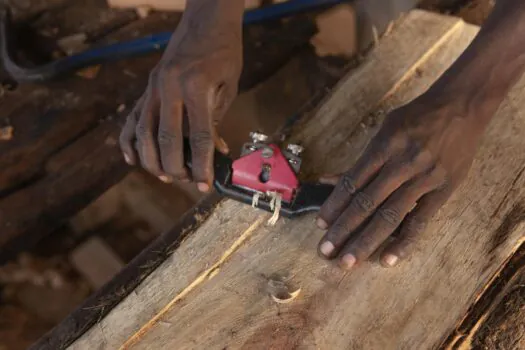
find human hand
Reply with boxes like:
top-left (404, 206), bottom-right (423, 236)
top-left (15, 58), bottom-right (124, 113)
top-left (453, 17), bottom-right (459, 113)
top-left (119, 2), bottom-right (243, 192)
top-left (316, 94), bottom-right (487, 269)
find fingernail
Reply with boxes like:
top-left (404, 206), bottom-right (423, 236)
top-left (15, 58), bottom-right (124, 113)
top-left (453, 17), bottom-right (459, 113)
top-left (319, 241), bottom-right (334, 256)
top-left (383, 254), bottom-right (399, 267)
top-left (198, 182), bottom-right (210, 192)
top-left (220, 138), bottom-right (229, 154)
top-left (340, 254), bottom-right (356, 270)
top-left (316, 218), bottom-right (328, 230)
top-left (159, 175), bottom-right (172, 184)
top-left (123, 153), bottom-right (131, 165)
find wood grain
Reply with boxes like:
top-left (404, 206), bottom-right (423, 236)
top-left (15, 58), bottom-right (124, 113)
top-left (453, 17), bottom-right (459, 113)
top-left (70, 10), bottom-right (525, 350)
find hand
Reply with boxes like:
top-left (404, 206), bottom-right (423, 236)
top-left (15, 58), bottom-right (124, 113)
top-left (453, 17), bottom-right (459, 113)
top-left (120, 5), bottom-right (243, 192)
top-left (316, 94), bottom-right (486, 269)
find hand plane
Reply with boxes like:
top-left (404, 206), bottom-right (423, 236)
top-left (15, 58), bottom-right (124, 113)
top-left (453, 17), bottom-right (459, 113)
top-left (187, 132), bottom-right (335, 219)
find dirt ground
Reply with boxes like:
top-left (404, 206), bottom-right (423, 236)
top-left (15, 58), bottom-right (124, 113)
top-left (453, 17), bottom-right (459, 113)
top-left (0, 0), bottom-right (504, 349)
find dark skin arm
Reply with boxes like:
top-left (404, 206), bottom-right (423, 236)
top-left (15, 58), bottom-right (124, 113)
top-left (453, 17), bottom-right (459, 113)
top-left (120, 0), bottom-right (244, 191)
top-left (317, 0), bottom-right (525, 269)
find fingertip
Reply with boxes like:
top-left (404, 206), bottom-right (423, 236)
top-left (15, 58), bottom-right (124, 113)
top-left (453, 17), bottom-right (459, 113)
top-left (216, 137), bottom-right (230, 155)
top-left (381, 253), bottom-right (399, 268)
top-left (123, 152), bottom-right (133, 165)
top-left (319, 241), bottom-right (334, 257)
top-left (316, 218), bottom-right (328, 230)
top-left (159, 175), bottom-right (173, 184)
top-left (197, 182), bottom-right (210, 192)
top-left (339, 254), bottom-right (357, 270)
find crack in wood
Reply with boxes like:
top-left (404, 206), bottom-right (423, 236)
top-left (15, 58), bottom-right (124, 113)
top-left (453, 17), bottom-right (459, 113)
top-left (488, 203), bottom-right (525, 256)
top-left (491, 164), bottom-right (525, 220)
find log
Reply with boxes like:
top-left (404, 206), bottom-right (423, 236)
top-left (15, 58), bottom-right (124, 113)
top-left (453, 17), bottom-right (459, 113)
top-left (47, 10), bottom-right (525, 350)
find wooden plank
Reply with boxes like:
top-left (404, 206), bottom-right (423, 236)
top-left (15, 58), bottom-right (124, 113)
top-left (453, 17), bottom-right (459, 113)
top-left (63, 10), bottom-right (522, 350)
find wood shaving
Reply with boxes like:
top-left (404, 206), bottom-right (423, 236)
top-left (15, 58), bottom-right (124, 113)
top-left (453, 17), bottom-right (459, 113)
top-left (0, 126), bottom-right (14, 141)
top-left (252, 192), bottom-right (261, 208)
top-left (372, 25), bottom-right (379, 47)
top-left (57, 33), bottom-right (88, 56)
top-left (136, 6), bottom-right (152, 18)
top-left (267, 273), bottom-right (301, 304)
top-left (76, 65), bottom-right (101, 79)
top-left (267, 191), bottom-right (282, 226)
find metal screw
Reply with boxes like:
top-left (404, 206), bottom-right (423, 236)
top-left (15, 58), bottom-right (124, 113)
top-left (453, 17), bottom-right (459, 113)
top-left (261, 147), bottom-right (274, 158)
top-left (287, 144), bottom-right (304, 156)
top-left (250, 132), bottom-right (269, 143)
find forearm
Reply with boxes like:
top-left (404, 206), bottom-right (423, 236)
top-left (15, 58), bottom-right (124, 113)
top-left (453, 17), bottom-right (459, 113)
top-left (427, 0), bottom-right (525, 128)
top-left (183, 0), bottom-right (244, 30)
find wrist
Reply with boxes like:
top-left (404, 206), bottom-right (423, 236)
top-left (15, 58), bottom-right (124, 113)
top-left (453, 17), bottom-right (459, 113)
top-left (423, 0), bottom-right (525, 131)
top-left (417, 83), bottom-right (494, 134)
top-left (167, 0), bottom-right (243, 54)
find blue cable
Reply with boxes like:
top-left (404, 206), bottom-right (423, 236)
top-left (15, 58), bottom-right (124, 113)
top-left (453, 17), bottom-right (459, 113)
top-left (0, 0), bottom-right (345, 82)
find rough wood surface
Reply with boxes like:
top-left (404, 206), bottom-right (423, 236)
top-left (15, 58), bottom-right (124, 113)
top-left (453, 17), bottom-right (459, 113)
top-left (69, 10), bottom-right (525, 350)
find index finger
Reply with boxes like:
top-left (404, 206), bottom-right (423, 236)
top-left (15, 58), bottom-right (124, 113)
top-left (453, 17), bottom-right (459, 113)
top-left (158, 77), bottom-right (188, 182)
top-left (119, 96), bottom-right (144, 165)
